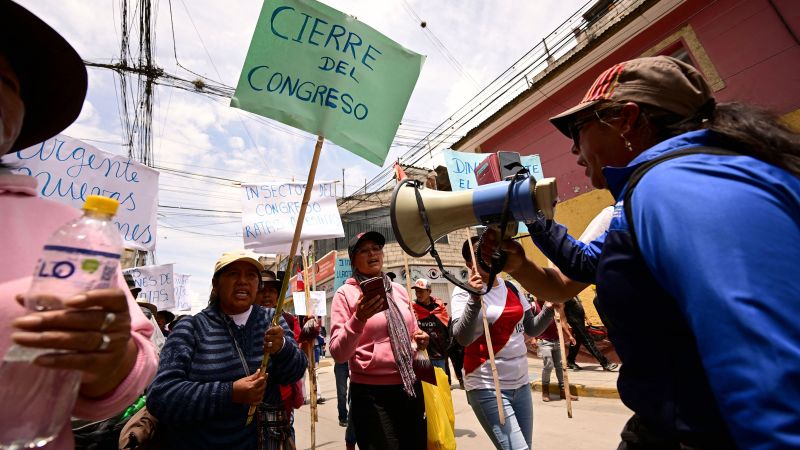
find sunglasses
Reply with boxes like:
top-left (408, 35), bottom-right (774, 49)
top-left (568, 107), bottom-right (622, 148)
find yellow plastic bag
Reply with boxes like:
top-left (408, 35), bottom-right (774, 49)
top-left (422, 366), bottom-right (456, 450)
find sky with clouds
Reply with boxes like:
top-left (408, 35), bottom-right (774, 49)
top-left (15, 0), bottom-right (587, 312)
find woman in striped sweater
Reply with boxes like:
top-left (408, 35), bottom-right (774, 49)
top-left (147, 251), bottom-right (307, 450)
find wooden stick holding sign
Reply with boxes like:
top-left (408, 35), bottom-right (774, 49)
top-left (554, 307), bottom-right (574, 418)
top-left (466, 236), bottom-right (505, 426)
top-left (246, 136), bottom-right (325, 426)
top-left (403, 250), bottom-right (435, 372)
top-left (302, 246), bottom-right (319, 447)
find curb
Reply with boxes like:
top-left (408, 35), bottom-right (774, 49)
top-left (530, 380), bottom-right (619, 399)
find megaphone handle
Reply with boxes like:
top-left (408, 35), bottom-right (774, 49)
top-left (473, 175), bottom-right (519, 292)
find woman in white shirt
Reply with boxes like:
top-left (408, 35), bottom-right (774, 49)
top-left (451, 237), bottom-right (554, 450)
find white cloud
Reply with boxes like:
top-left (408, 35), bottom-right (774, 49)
top-left (228, 136), bottom-right (245, 150)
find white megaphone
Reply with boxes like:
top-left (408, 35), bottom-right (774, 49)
top-left (390, 176), bottom-right (558, 257)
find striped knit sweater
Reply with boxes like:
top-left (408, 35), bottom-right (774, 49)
top-left (146, 304), bottom-right (307, 450)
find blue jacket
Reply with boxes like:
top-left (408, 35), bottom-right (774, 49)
top-left (530, 130), bottom-right (800, 449)
top-left (147, 305), bottom-right (307, 450)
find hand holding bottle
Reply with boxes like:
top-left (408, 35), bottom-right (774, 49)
top-left (11, 288), bottom-right (137, 394)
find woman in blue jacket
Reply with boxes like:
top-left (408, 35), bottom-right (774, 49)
top-left (493, 56), bottom-right (800, 449)
top-left (147, 251), bottom-right (307, 450)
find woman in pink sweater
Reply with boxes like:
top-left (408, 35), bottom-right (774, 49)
top-left (329, 231), bottom-right (429, 450)
top-left (0, 2), bottom-right (158, 447)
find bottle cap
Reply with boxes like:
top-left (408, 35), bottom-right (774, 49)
top-left (83, 195), bottom-right (119, 216)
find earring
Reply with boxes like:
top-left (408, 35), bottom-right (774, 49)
top-left (621, 135), bottom-right (633, 152)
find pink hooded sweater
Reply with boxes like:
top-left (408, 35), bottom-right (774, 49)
top-left (0, 173), bottom-right (158, 449)
top-left (329, 277), bottom-right (419, 386)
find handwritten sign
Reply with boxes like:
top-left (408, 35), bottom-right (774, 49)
top-left (333, 257), bottom-right (351, 292)
top-left (241, 181), bottom-right (344, 252)
top-left (293, 291), bottom-right (327, 316)
top-left (2, 135), bottom-right (159, 251)
top-left (174, 273), bottom-right (191, 311)
top-left (231, 0), bottom-right (424, 166)
top-left (124, 264), bottom-right (175, 311)
top-left (442, 149), bottom-right (543, 191)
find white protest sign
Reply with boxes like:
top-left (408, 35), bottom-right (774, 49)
top-left (174, 273), bottom-right (191, 311)
top-left (241, 181), bottom-right (344, 253)
top-left (292, 291), bottom-right (327, 317)
top-left (124, 264), bottom-right (176, 311)
top-left (2, 135), bottom-right (159, 251)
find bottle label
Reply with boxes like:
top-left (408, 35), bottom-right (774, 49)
top-left (29, 245), bottom-right (121, 311)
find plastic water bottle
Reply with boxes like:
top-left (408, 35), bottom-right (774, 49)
top-left (0, 196), bottom-right (122, 449)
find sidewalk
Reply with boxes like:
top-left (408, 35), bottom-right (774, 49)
top-left (527, 355), bottom-right (620, 399)
top-left (317, 354), bottom-right (619, 398)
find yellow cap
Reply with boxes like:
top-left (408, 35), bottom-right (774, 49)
top-left (213, 250), bottom-right (263, 276)
top-left (82, 195), bottom-right (120, 216)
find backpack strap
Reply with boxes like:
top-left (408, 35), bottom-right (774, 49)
top-left (622, 147), bottom-right (740, 247)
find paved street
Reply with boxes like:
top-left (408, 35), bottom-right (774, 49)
top-left (294, 358), bottom-right (631, 449)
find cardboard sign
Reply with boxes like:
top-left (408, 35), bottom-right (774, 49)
top-left (293, 290), bottom-right (327, 316)
top-left (174, 273), bottom-right (191, 311)
top-left (231, 0), bottom-right (424, 166)
top-left (3, 135), bottom-right (159, 251)
top-left (314, 250), bottom-right (337, 283)
top-left (124, 264), bottom-right (175, 311)
top-left (442, 149), bottom-right (543, 191)
top-left (241, 181), bottom-right (344, 252)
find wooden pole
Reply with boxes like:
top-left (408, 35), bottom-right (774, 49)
top-left (403, 253), bottom-right (414, 301)
top-left (466, 236), bottom-right (505, 425)
top-left (302, 246), bottom-right (318, 449)
top-left (246, 135), bottom-right (325, 425)
top-left (554, 307), bottom-right (573, 418)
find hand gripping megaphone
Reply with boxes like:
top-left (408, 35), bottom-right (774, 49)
top-left (390, 175), bottom-right (558, 257)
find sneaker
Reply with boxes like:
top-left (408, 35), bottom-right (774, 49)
top-left (567, 362), bottom-right (582, 370)
top-left (603, 362), bottom-right (619, 371)
top-left (339, 419), bottom-right (347, 427)
top-left (317, 396), bottom-right (326, 404)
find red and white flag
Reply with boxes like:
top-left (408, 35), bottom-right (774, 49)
top-left (296, 265), bottom-right (304, 292)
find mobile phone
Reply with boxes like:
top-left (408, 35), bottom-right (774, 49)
top-left (359, 277), bottom-right (389, 312)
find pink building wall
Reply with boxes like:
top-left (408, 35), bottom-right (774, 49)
top-left (479, 0), bottom-right (800, 201)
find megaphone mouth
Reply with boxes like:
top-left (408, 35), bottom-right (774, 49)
top-left (390, 179), bottom-right (428, 257)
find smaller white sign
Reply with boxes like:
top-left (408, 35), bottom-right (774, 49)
top-left (292, 291), bottom-right (327, 317)
top-left (174, 273), bottom-right (191, 311)
top-left (124, 264), bottom-right (175, 311)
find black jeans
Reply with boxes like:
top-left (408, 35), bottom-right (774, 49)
top-left (350, 381), bottom-right (426, 450)
top-left (448, 343), bottom-right (464, 381)
top-left (564, 298), bottom-right (609, 366)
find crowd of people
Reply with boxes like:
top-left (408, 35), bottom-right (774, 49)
top-left (2, 1), bottom-right (799, 449)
